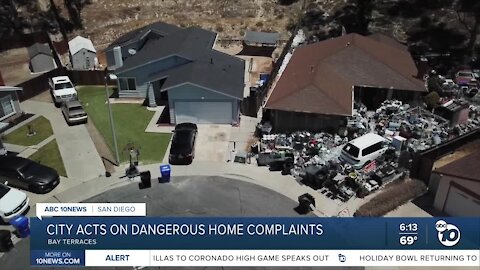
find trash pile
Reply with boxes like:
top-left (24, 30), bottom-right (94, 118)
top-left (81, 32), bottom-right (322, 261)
top-left (253, 98), bottom-right (480, 202)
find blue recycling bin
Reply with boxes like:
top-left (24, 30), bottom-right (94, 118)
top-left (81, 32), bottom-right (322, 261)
top-left (160, 164), bottom-right (171, 183)
top-left (9, 215), bottom-right (30, 238)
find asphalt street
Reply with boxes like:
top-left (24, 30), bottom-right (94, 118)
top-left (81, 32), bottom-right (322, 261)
top-left (0, 176), bottom-right (366, 270)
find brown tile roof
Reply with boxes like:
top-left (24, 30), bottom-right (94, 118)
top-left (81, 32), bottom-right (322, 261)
top-left (434, 149), bottom-right (480, 182)
top-left (265, 33), bottom-right (426, 116)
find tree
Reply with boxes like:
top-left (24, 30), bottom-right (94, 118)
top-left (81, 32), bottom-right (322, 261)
top-left (455, 0), bottom-right (480, 59)
top-left (64, 0), bottom-right (91, 28)
top-left (0, 0), bottom-right (29, 36)
top-left (335, 0), bottom-right (373, 35)
top-left (424, 91), bottom-right (440, 111)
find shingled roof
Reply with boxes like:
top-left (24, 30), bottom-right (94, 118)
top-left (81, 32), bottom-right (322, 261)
top-left (434, 150), bottom-right (480, 182)
top-left (27, 43), bottom-right (52, 58)
top-left (106, 21), bottom-right (181, 51)
top-left (265, 33), bottom-right (426, 116)
top-left (109, 22), bottom-right (245, 100)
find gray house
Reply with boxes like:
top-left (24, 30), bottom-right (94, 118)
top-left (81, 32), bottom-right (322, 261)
top-left (105, 22), bottom-right (245, 125)
top-left (27, 43), bottom-right (56, 73)
top-left (0, 86), bottom-right (23, 131)
top-left (69, 36), bottom-right (97, 70)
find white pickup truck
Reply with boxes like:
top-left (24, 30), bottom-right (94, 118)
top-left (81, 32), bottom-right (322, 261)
top-left (49, 76), bottom-right (78, 106)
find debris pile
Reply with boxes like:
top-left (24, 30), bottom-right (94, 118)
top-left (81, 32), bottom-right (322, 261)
top-left (253, 98), bottom-right (480, 202)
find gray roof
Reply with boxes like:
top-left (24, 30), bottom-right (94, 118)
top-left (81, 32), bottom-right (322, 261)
top-left (148, 50), bottom-right (245, 100)
top-left (27, 43), bottom-right (52, 58)
top-left (244, 31), bottom-right (280, 45)
top-left (116, 26), bottom-right (217, 73)
top-left (0, 86), bottom-right (22, 92)
top-left (106, 21), bottom-right (181, 51)
top-left (113, 24), bottom-right (245, 100)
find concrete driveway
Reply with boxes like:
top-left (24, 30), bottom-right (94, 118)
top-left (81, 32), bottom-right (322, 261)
top-left (20, 100), bottom-right (105, 181)
top-left (193, 124), bottom-right (231, 163)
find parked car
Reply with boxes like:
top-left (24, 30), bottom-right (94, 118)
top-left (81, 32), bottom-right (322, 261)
top-left (0, 156), bottom-right (60, 194)
top-left (0, 139), bottom-right (6, 156)
top-left (454, 70), bottom-right (475, 86)
top-left (340, 133), bottom-right (388, 169)
top-left (169, 123), bottom-right (198, 165)
top-left (0, 183), bottom-right (29, 222)
top-left (61, 100), bottom-right (88, 125)
top-left (49, 76), bottom-right (78, 107)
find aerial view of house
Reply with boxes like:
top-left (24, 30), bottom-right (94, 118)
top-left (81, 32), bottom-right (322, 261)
top-left (264, 33), bottom-right (426, 132)
top-left (105, 22), bottom-right (245, 125)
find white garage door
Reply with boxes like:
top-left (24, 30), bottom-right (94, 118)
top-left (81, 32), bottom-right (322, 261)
top-left (444, 186), bottom-right (480, 217)
top-left (175, 101), bottom-right (232, 124)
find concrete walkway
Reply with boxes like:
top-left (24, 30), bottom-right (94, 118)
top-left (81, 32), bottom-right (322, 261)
top-left (20, 100), bottom-right (105, 181)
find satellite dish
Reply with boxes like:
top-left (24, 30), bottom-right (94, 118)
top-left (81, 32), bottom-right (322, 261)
top-left (128, 48), bottom-right (137, 55)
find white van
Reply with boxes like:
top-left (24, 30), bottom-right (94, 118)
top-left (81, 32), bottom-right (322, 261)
top-left (340, 133), bottom-right (388, 169)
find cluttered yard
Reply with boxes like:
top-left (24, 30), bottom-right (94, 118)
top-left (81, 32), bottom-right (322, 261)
top-left (248, 97), bottom-right (480, 216)
top-left (77, 86), bottom-right (171, 164)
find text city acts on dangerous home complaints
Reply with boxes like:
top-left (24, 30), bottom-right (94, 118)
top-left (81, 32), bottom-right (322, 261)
top-left (47, 223), bottom-right (324, 236)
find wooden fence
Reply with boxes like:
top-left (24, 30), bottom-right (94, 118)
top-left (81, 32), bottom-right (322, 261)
top-left (16, 69), bottom-right (115, 101)
top-left (410, 129), bottom-right (480, 183)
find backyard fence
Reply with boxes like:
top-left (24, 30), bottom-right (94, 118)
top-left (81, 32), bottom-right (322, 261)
top-left (16, 69), bottom-right (115, 102)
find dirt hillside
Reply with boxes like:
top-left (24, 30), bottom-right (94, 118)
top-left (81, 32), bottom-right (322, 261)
top-left (60, 0), bottom-right (302, 50)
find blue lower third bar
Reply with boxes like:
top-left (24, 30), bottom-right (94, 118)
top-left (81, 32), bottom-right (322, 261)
top-left (31, 250), bottom-right (85, 267)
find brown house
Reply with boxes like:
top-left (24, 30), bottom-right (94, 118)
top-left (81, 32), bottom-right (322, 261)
top-left (264, 33), bottom-right (426, 132)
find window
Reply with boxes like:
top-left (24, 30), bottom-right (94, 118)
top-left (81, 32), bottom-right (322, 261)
top-left (54, 82), bottom-right (73, 90)
top-left (118, 78), bottom-right (137, 91)
top-left (343, 143), bottom-right (360, 158)
top-left (0, 95), bottom-right (16, 120)
top-left (362, 142), bottom-right (383, 157)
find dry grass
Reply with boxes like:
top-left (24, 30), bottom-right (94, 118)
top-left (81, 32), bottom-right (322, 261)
top-left (354, 178), bottom-right (427, 217)
top-left (66, 0), bottom-right (303, 51)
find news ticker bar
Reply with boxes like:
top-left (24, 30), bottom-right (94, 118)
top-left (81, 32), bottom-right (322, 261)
top-left (31, 250), bottom-right (480, 267)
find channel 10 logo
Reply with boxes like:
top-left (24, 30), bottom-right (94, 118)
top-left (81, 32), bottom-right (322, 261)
top-left (435, 220), bottom-right (461, 247)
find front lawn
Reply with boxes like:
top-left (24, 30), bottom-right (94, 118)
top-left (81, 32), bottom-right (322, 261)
top-left (29, 139), bottom-right (67, 177)
top-left (78, 86), bottom-right (171, 164)
top-left (3, 116), bottom-right (53, 146)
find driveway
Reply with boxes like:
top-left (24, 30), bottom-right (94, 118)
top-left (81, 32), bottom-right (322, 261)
top-left (20, 100), bottom-right (105, 181)
top-left (193, 124), bottom-right (231, 163)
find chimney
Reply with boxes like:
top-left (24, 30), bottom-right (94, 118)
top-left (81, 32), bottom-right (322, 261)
top-left (416, 57), bottom-right (429, 79)
top-left (113, 46), bottom-right (123, 69)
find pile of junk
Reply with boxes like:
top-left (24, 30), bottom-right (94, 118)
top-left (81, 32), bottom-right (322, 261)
top-left (252, 98), bottom-right (480, 202)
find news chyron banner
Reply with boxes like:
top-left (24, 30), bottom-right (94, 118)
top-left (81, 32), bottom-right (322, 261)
top-left (30, 203), bottom-right (479, 267)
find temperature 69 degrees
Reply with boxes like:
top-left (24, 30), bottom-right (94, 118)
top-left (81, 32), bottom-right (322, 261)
top-left (399, 223), bottom-right (418, 246)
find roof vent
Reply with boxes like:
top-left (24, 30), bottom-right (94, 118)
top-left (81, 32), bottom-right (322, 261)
top-left (210, 58), bottom-right (213, 64)
top-left (310, 65), bottom-right (314, 73)
top-left (346, 42), bottom-right (351, 47)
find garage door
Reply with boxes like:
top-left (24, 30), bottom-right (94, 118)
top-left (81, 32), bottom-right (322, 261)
top-left (175, 101), bottom-right (232, 124)
top-left (444, 186), bottom-right (480, 217)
